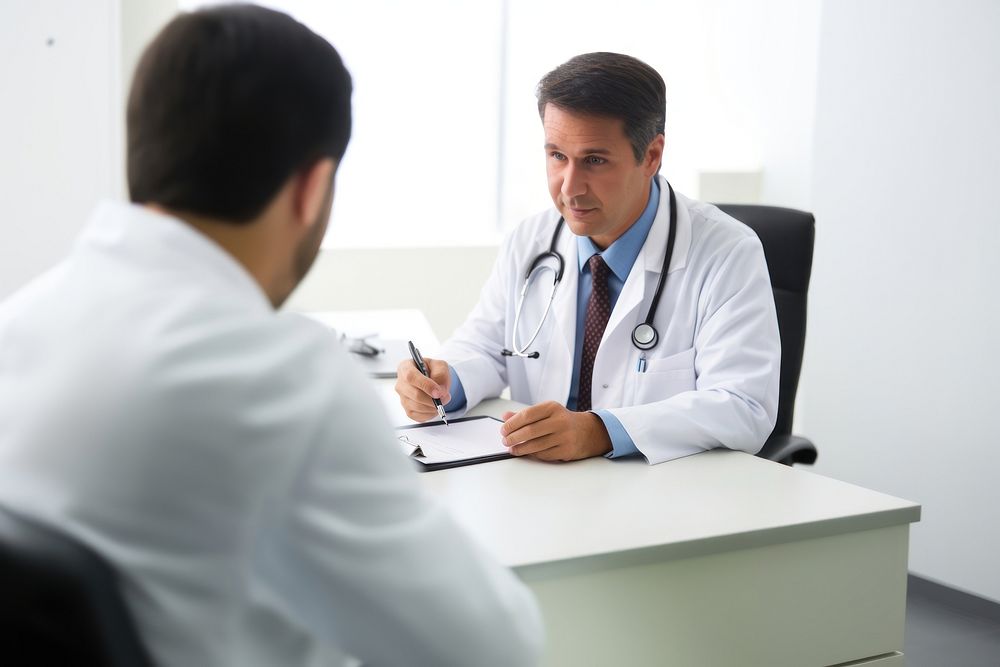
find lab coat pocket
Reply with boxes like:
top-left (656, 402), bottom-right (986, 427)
top-left (633, 347), bottom-right (697, 405)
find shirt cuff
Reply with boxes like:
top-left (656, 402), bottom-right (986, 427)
top-left (443, 364), bottom-right (468, 412)
top-left (595, 410), bottom-right (639, 458)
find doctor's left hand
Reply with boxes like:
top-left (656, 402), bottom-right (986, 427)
top-left (500, 401), bottom-right (613, 462)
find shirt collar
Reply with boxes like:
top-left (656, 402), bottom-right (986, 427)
top-left (577, 177), bottom-right (660, 281)
top-left (79, 200), bottom-right (273, 313)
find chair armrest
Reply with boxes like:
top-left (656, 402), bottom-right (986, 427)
top-left (757, 433), bottom-right (818, 466)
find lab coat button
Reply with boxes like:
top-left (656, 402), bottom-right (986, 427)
top-left (602, 383), bottom-right (609, 389)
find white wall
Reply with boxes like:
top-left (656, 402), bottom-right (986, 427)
top-left (749, 0), bottom-right (821, 209)
top-left (0, 0), bottom-right (175, 300)
top-left (287, 246), bottom-right (499, 342)
top-left (0, 0), bottom-right (120, 298)
top-left (803, 0), bottom-right (1000, 601)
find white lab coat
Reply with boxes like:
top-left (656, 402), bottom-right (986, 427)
top-left (441, 175), bottom-right (780, 464)
top-left (0, 202), bottom-right (543, 667)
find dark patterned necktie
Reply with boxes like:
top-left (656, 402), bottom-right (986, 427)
top-left (577, 254), bottom-right (611, 412)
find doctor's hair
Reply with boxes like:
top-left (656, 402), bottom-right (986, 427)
top-left (126, 5), bottom-right (352, 223)
top-left (536, 52), bottom-right (665, 164)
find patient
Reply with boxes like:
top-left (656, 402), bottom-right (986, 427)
top-left (0, 5), bottom-right (542, 666)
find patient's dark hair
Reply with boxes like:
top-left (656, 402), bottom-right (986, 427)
top-left (536, 52), bottom-right (665, 163)
top-left (127, 4), bottom-right (352, 223)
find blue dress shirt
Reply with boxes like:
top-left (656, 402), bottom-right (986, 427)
top-left (568, 178), bottom-right (659, 458)
top-left (446, 179), bottom-right (660, 459)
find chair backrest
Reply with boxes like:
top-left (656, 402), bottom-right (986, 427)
top-left (0, 506), bottom-right (153, 667)
top-left (715, 204), bottom-right (815, 437)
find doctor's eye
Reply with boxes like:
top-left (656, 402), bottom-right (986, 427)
top-left (549, 151), bottom-right (567, 161)
top-left (585, 156), bottom-right (607, 166)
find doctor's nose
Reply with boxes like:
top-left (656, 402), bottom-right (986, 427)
top-left (560, 164), bottom-right (587, 200)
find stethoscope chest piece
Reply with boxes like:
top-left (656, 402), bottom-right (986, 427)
top-left (631, 322), bottom-right (658, 350)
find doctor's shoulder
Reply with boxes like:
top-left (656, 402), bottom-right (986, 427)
top-left (508, 208), bottom-right (563, 250)
top-left (498, 209), bottom-right (564, 269)
top-left (480, 209), bottom-right (564, 294)
top-left (685, 199), bottom-right (766, 265)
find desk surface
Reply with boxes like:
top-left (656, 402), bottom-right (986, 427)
top-left (421, 450), bottom-right (920, 572)
top-left (302, 308), bottom-right (440, 354)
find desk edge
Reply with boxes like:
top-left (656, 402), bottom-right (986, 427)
top-left (513, 504), bottom-right (920, 580)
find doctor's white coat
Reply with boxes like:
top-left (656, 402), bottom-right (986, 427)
top-left (442, 175), bottom-right (781, 464)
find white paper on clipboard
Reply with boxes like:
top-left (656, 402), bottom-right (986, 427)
top-left (397, 417), bottom-right (506, 464)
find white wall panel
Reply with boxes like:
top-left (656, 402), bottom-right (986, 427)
top-left (805, 0), bottom-right (1000, 601)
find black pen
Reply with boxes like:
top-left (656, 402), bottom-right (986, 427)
top-left (407, 340), bottom-right (449, 425)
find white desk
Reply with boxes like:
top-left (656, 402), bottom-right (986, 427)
top-left (304, 310), bottom-right (921, 666)
top-left (303, 308), bottom-right (439, 354)
top-left (422, 448), bottom-right (918, 667)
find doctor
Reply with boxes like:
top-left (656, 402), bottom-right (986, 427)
top-left (396, 52), bottom-right (780, 465)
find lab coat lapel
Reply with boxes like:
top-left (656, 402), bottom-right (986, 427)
top-left (603, 176), bottom-right (671, 345)
top-left (602, 177), bottom-right (693, 347)
top-left (604, 256), bottom-right (649, 345)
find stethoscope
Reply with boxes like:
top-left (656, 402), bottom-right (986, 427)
top-left (501, 181), bottom-right (678, 359)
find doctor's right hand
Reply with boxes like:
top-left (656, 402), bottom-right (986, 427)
top-left (395, 357), bottom-right (452, 422)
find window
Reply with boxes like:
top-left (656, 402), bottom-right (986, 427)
top-left (179, 1), bottom-right (804, 247)
top-left (216, 0), bottom-right (506, 248)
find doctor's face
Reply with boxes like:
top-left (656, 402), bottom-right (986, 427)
top-left (543, 104), bottom-right (663, 250)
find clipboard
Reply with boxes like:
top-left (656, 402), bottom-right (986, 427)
top-left (396, 416), bottom-right (513, 472)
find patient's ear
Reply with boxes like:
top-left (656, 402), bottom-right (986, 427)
top-left (295, 158), bottom-right (336, 229)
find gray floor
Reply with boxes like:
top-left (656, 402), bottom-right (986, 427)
top-left (904, 576), bottom-right (1000, 666)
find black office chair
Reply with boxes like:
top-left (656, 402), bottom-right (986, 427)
top-left (715, 204), bottom-right (817, 466)
top-left (0, 506), bottom-right (153, 666)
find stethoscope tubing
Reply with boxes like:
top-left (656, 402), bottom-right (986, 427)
top-left (503, 181), bottom-right (677, 359)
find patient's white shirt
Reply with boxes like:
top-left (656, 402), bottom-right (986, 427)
top-left (0, 201), bottom-right (543, 667)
